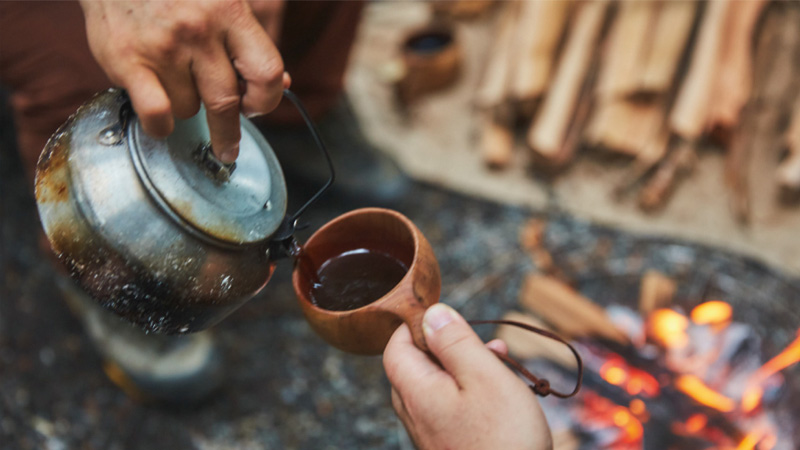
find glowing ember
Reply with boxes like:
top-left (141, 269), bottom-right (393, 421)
top-left (648, 308), bottom-right (689, 348)
top-left (675, 375), bottom-right (735, 412)
top-left (741, 331), bottom-right (800, 413)
top-left (691, 300), bottom-right (733, 326)
top-left (599, 358), bottom-right (661, 397)
top-left (685, 413), bottom-right (708, 433)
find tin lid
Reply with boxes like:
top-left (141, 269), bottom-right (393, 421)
top-left (129, 109), bottom-right (287, 246)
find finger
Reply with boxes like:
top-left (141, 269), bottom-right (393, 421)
top-left (226, 16), bottom-right (284, 118)
top-left (193, 46), bottom-right (241, 163)
top-left (485, 339), bottom-right (508, 356)
top-left (422, 303), bottom-right (511, 387)
top-left (124, 67), bottom-right (174, 138)
top-left (383, 324), bottom-right (454, 395)
top-left (157, 66), bottom-right (201, 120)
top-left (283, 72), bottom-right (292, 89)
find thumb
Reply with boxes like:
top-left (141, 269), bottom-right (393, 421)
top-left (423, 303), bottom-right (509, 387)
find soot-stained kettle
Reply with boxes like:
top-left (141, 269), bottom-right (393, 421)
top-left (34, 88), bottom-right (334, 334)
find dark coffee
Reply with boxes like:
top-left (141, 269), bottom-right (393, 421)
top-left (310, 248), bottom-right (408, 311)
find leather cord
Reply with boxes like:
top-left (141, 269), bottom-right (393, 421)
top-left (469, 319), bottom-right (583, 399)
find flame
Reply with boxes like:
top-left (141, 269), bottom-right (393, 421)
top-left (675, 375), bottom-right (735, 412)
top-left (579, 393), bottom-right (644, 444)
top-left (741, 330), bottom-right (800, 413)
top-left (684, 413), bottom-right (707, 433)
top-left (736, 432), bottom-right (762, 450)
top-left (629, 399), bottom-right (646, 416)
top-left (599, 358), bottom-right (660, 397)
top-left (691, 300), bottom-right (732, 326)
top-left (648, 308), bottom-right (689, 348)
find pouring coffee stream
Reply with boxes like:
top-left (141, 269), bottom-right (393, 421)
top-left (35, 88), bottom-right (581, 399)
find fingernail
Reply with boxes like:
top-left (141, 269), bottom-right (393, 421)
top-left (423, 303), bottom-right (457, 335)
top-left (245, 111), bottom-right (264, 119)
top-left (219, 149), bottom-right (237, 164)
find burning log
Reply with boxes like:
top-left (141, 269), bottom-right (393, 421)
top-left (637, 1), bottom-right (698, 95)
top-left (527, 0), bottom-right (609, 168)
top-left (509, 0), bottom-right (571, 107)
top-left (495, 311), bottom-right (579, 370)
top-left (639, 270), bottom-right (676, 317)
top-left (519, 274), bottom-right (629, 345)
top-left (595, 1), bottom-right (656, 100)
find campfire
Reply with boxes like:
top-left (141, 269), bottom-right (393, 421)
top-left (497, 220), bottom-right (800, 449)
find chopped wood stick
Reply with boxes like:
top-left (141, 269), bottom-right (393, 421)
top-left (495, 311), bottom-right (578, 369)
top-left (510, 0), bottom-right (572, 103)
top-left (585, 99), bottom-right (664, 157)
top-left (707, 0), bottom-right (768, 139)
top-left (480, 108), bottom-right (515, 169)
top-left (727, 7), bottom-right (799, 219)
top-left (639, 270), bottom-right (676, 317)
top-left (474, 1), bottom-right (519, 109)
top-left (431, 0), bottom-right (495, 20)
top-left (638, 139), bottom-right (697, 212)
top-left (595, 1), bottom-right (656, 100)
top-left (519, 274), bottom-right (629, 345)
top-left (613, 129), bottom-right (670, 199)
top-left (638, 1), bottom-right (698, 95)
top-left (669, 0), bottom-right (731, 141)
top-left (779, 97), bottom-right (800, 201)
top-left (527, 1), bottom-right (610, 164)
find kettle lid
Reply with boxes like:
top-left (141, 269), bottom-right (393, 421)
top-left (129, 108), bottom-right (287, 246)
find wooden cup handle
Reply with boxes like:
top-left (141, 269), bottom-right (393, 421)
top-left (395, 295), bottom-right (430, 353)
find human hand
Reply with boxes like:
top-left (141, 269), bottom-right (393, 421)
top-left (383, 303), bottom-right (553, 450)
top-left (80, 0), bottom-right (289, 163)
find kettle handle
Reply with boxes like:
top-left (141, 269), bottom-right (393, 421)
top-left (280, 89), bottom-right (336, 229)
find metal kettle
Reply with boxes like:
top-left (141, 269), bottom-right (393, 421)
top-left (34, 88), bottom-right (333, 334)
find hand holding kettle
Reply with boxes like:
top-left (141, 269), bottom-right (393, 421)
top-left (79, 0), bottom-right (290, 164)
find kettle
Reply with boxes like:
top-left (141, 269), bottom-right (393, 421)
top-left (34, 88), bottom-right (334, 335)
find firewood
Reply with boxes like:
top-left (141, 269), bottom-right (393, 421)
top-left (637, 1), bottom-right (698, 95)
top-left (474, 1), bottom-right (519, 109)
top-left (528, 0), bottom-right (610, 165)
top-left (595, 1), bottom-right (656, 100)
top-left (779, 97), bottom-right (800, 201)
top-left (727, 6), bottom-right (800, 220)
top-left (639, 271), bottom-right (676, 317)
top-left (431, 0), bottom-right (495, 20)
top-left (585, 99), bottom-right (664, 157)
top-left (613, 129), bottom-right (670, 198)
top-left (480, 109), bottom-right (515, 169)
top-left (638, 139), bottom-right (697, 212)
top-left (510, 0), bottom-right (571, 104)
top-left (706, 0), bottom-right (768, 138)
top-left (519, 274), bottom-right (629, 345)
top-left (495, 311), bottom-right (578, 370)
top-left (669, 0), bottom-right (731, 141)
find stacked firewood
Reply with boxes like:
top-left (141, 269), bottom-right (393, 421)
top-left (471, 0), bottom-right (800, 222)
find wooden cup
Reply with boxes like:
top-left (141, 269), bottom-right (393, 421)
top-left (293, 208), bottom-right (441, 355)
